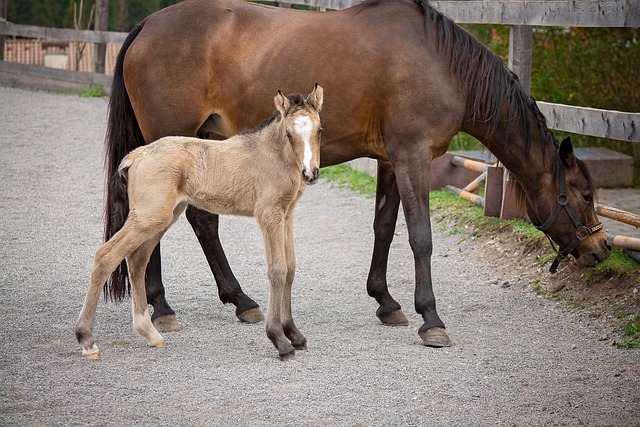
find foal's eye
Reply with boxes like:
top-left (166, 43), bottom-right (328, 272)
top-left (318, 127), bottom-right (324, 137)
top-left (286, 131), bottom-right (292, 140)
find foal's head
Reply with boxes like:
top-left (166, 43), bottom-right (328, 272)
top-left (274, 84), bottom-right (324, 185)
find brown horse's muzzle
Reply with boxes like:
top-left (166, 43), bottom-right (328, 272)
top-left (574, 231), bottom-right (612, 267)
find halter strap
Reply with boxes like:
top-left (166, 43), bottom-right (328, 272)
top-left (535, 165), bottom-right (603, 273)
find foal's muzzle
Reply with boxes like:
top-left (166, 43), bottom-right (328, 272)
top-left (303, 167), bottom-right (320, 185)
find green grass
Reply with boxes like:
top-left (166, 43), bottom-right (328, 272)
top-left (617, 314), bottom-right (640, 349)
top-left (320, 164), bottom-right (377, 197)
top-left (81, 84), bottom-right (105, 98)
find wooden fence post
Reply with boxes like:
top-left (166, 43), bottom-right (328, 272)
top-left (0, 0), bottom-right (7, 61)
top-left (498, 25), bottom-right (532, 219)
top-left (94, 0), bottom-right (109, 74)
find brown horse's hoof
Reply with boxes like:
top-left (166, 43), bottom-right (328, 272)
top-left (279, 350), bottom-right (296, 361)
top-left (379, 309), bottom-right (409, 326)
top-left (420, 327), bottom-right (451, 347)
top-left (153, 314), bottom-right (181, 332)
top-left (237, 307), bottom-right (265, 323)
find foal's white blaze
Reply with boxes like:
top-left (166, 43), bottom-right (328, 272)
top-left (294, 115), bottom-right (314, 174)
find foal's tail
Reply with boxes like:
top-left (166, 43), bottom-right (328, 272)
top-left (104, 23), bottom-right (145, 301)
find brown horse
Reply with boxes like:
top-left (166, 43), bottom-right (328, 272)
top-left (105, 0), bottom-right (611, 348)
top-left (77, 86), bottom-right (323, 360)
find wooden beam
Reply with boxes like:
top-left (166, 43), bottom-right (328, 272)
top-left (0, 61), bottom-right (112, 94)
top-left (0, 21), bottom-right (127, 44)
top-left (538, 102), bottom-right (640, 143)
top-left (431, 1), bottom-right (640, 27)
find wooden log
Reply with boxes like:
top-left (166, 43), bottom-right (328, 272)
top-left (462, 172), bottom-right (487, 193)
top-left (596, 204), bottom-right (640, 228)
top-left (607, 234), bottom-right (640, 252)
top-left (445, 185), bottom-right (485, 207)
top-left (450, 156), bottom-right (491, 173)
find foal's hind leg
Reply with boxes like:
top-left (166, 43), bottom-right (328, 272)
top-left (75, 221), bottom-right (154, 359)
top-left (367, 162), bottom-right (409, 325)
top-left (128, 238), bottom-right (165, 348)
top-left (186, 206), bottom-right (264, 323)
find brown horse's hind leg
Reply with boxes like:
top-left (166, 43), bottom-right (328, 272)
top-left (185, 206), bottom-right (264, 323)
top-left (367, 163), bottom-right (409, 326)
top-left (146, 245), bottom-right (180, 332)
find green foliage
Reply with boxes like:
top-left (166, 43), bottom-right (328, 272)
top-left (463, 24), bottom-right (640, 168)
top-left (320, 164), bottom-right (377, 197)
top-left (617, 315), bottom-right (640, 349)
top-left (81, 84), bottom-right (104, 98)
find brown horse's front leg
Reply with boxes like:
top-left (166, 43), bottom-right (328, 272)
top-left (391, 152), bottom-right (451, 348)
top-left (185, 206), bottom-right (264, 323)
top-left (367, 162), bottom-right (409, 326)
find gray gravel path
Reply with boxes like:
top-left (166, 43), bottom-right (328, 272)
top-left (0, 86), bottom-right (638, 426)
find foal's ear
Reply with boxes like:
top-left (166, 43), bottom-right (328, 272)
top-left (307, 83), bottom-right (323, 112)
top-left (559, 136), bottom-right (575, 168)
top-left (274, 90), bottom-right (291, 117)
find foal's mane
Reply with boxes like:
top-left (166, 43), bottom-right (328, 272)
top-left (240, 93), bottom-right (307, 136)
top-left (413, 0), bottom-right (557, 155)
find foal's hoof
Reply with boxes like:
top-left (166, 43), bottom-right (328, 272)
top-left (237, 307), bottom-right (265, 324)
top-left (84, 352), bottom-right (100, 361)
top-left (378, 309), bottom-right (409, 326)
top-left (419, 327), bottom-right (451, 347)
top-left (153, 314), bottom-right (181, 332)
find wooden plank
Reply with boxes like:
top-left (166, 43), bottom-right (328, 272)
top-left (0, 61), bottom-right (112, 94)
top-left (538, 102), bottom-right (640, 143)
top-left (0, 21), bottom-right (127, 44)
top-left (431, 1), bottom-right (640, 27)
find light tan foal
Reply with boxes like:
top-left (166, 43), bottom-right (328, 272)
top-left (75, 85), bottom-right (323, 360)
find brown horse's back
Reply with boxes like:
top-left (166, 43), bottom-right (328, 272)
top-left (124, 0), bottom-right (464, 166)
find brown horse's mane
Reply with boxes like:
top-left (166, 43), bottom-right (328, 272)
top-left (413, 0), bottom-right (557, 155)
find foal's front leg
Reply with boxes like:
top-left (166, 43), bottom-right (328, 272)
top-left (282, 206), bottom-right (306, 351)
top-left (260, 213), bottom-right (296, 360)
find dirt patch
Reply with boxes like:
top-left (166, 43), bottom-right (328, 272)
top-left (437, 217), bottom-right (640, 347)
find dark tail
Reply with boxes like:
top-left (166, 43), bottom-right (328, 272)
top-left (104, 23), bottom-right (145, 301)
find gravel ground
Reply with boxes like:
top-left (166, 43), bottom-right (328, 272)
top-left (0, 86), bottom-right (638, 426)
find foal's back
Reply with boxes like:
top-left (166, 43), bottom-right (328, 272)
top-left (122, 133), bottom-right (300, 217)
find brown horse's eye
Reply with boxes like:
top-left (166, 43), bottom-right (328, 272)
top-left (583, 193), bottom-right (593, 203)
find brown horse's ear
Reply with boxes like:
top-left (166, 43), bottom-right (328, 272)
top-left (559, 136), bottom-right (575, 168)
top-left (274, 90), bottom-right (291, 117)
top-left (307, 83), bottom-right (323, 112)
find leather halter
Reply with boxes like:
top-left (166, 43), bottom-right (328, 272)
top-left (535, 165), bottom-right (603, 273)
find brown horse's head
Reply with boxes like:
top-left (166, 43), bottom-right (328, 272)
top-left (274, 84), bottom-right (324, 185)
top-left (525, 137), bottom-right (611, 271)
